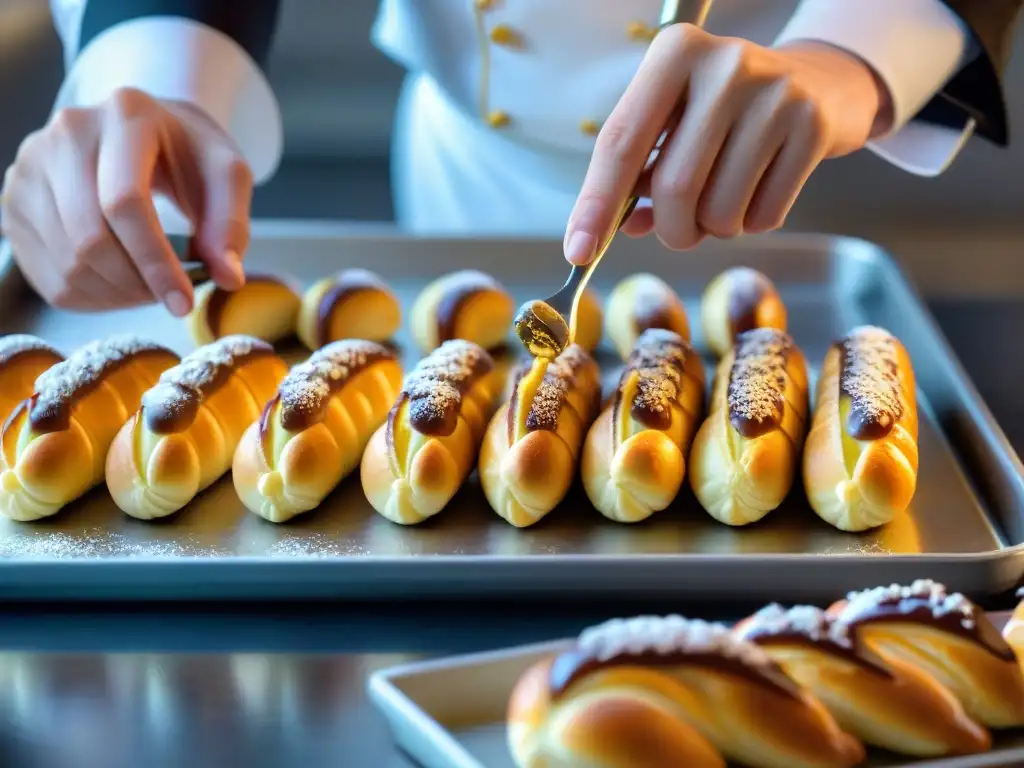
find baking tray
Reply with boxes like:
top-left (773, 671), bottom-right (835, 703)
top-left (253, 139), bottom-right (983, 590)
top-left (367, 611), bottom-right (1024, 768)
top-left (0, 229), bottom-right (1022, 602)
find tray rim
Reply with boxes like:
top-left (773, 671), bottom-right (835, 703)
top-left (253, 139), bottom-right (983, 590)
top-left (366, 612), bottom-right (1024, 768)
top-left (1, 231), bottom-right (1024, 600)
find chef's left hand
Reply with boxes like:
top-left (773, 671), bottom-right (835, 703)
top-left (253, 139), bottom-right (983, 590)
top-left (563, 24), bottom-right (893, 264)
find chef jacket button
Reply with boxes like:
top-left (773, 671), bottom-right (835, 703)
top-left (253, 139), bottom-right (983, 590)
top-left (487, 110), bottom-right (511, 128)
top-left (579, 119), bottom-right (602, 137)
top-left (627, 21), bottom-right (658, 42)
top-left (489, 24), bottom-right (522, 48)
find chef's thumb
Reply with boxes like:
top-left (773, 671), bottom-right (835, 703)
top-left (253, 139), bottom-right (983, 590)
top-left (194, 149), bottom-right (254, 291)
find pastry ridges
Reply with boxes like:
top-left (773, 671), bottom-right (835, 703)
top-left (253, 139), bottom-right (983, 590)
top-left (394, 340), bottom-right (493, 437)
top-left (516, 345), bottom-right (595, 434)
top-left (839, 325), bottom-right (904, 440)
top-left (836, 579), bottom-right (1015, 661)
top-left (275, 339), bottom-right (396, 432)
top-left (435, 270), bottom-right (502, 344)
top-left (548, 615), bottom-right (800, 700)
top-left (0, 335), bottom-right (61, 367)
top-left (29, 335), bottom-right (175, 433)
top-left (619, 328), bottom-right (692, 430)
top-left (727, 327), bottom-right (792, 438)
top-left (141, 336), bottom-right (275, 434)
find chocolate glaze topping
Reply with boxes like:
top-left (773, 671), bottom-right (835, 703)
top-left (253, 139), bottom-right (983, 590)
top-left (835, 579), bottom-right (1015, 662)
top-left (273, 340), bottom-right (395, 433)
top-left (549, 615), bottom-right (800, 700)
top-left (434, 270), bottom-right (504, 345)
top-left (141, 336), bottom-right (275, 434)
top-left (29, 336), bottom-right (176, 434)
top-left (838, 326), bottom-right (904, 441)
top-left (630, 274), bottom-right (683, 335)
top-left (613, 328), bottom-right (693, 431)
top-left (0, 335), bottom-right (62, 367)
top-left (204, 274), bottom-right (299, 338)
top-left (315, 269), bottom-right (392, 348)
top-left (725, 268), bottom-right (772, 338)
top-left (727, 328), bottom-right (793, 438)
top-left (388, 340), bottom-right (493, 441)
top-left (505, 345), bottom-right (597, 441)
top-left (736, 603), bottom-right (893, 677)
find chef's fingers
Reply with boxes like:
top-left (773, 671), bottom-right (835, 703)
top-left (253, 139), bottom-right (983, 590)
top-left (621, 198), bottom-right (654, 237)
top-left (564, 23), bottom-right (708, 265)
top-left (744, 104), bottom-right (829, 234)
top-left (97, 89), bottom-right (193, 317)
top-left (694, 86), bottom-right (791, 239)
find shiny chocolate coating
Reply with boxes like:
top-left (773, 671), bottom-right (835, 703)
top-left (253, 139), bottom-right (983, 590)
top-left (315, 270), bottom-right (392, 348)
top-left (505, 346), bottom-right (597, 442)
top-left (726, 268), bottom-right (772, 338)
top-left (614, 328), bottom-right (693, 431)
top-left (434, 271), bottom-right (502, 346)
top-left (726, 328), bottom-right (793, 439)
top-left (204, 274), bottom-right (299, 338)
top-left (838, 327), bottom-right (905, 441)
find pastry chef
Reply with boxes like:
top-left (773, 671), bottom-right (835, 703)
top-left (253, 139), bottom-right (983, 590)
top-left (1, 0), bottom-right (1019, 314)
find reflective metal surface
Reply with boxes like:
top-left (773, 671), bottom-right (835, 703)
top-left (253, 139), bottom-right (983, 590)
top-left (0, 233), bottom-right (1022, 603)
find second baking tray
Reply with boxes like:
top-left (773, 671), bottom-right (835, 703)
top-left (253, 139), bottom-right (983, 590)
top-left (0, 229), bottom-right (1022, 602)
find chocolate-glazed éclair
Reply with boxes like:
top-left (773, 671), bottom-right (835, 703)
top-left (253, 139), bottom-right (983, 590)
top-left (838, 326), bottom-right (905, 441)
top-left (434, 270), bottom-right (504, 345)
top-left (737, 604), bottom-right (893, 677)
top-left (315, 269), bottom-right (394, 348)
top-left (205, 274), bottom-right (301, 338)
top-left (614, 328), bottom-right (693, 432)
top-left (141, 336), bottom-right (276, 434)
top-left (727, 328), bottom-right (793, 439)
top-left (505, 345), bottom-right (598, 440)
top-left (27, 336), bottom-right (177, 434)
top-left (632, 275), bottom-right (684, 335)
top-left (548, 615), bottom-right (801, 700)
top-left (726, 268), bottom-right (772, 337)
top-left (834, 579), bottom-right (1015, 662)
top-left (387, 340), bottom-right (493, 443)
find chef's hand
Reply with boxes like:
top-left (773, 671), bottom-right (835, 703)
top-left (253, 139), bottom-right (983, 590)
top-left (563, 25), bottom-right (892, 264)
top-left (1, 87), bottom-right (252, 315)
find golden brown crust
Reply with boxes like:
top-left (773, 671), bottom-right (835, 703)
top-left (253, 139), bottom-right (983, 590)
top-left (571, 288), bottom-right (604, 353)
top-left (233, 340), bottom-right (402, 523)
top-left (0, 335), bottom-right (64, 430)
top-left (296, 269), bottom-right (401, 350)
top-left (410, 270), bottom-right (515, 353)
top-left (605, 274), bottom-right (691, 361)
top-left (105, 336), bottom-right (288, 520)
top-left (188, 275), bottom-right (302, 346)
top-left (689, 329), bottom-right (808, 526)
top-left (700, 267), bottom-right (787, 358)
top-left (582, 329), bottom-right (705, 523)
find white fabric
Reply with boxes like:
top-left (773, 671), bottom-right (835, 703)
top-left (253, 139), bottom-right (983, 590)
top-left (776, 0), bottom-right (974, 177)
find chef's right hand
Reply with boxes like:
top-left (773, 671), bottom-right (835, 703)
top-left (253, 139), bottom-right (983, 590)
top-left (1, 87), bottom-right (252, 316)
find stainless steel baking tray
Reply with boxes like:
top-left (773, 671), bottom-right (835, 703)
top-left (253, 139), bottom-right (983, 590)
top-left (367, 611), bottom-right (1024, 768)
top-left (1, 228), bottom-right (1022, 601)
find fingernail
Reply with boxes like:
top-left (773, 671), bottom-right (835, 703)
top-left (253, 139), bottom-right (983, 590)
top-left (164, 290), bottom-right (191, 318)
top-left (224, 249), bottom-right (246, 283)
top-left (565, 230), bottom-right (598, 265)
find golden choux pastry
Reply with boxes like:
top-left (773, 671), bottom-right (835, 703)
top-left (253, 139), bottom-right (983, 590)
top-left (296, 268), bottom-right (401, 350)
top-left (479, 345), bottom-right (601, 527)
top-left (828, 579), bottom-right (1024, 729)
top-left (735, 603), bottom-right (991, 757)
top-left (604, 273), bottom-right (690, 361)
top-left (507, 615), bottom-right (864, 768)
top-left (804, 325), bottom-right (919, 532)
top-left (105, 336), bottom-right (288, 520)
top-left (0, 335), bottom-right (64, 426)
top-left (700, 267), bottom-right (786, 358)
top-left (409, 270), bottom-right (514, 353)
top-left (0, 336), bottom-right (179, 521)
top-left (233, 340), bottom-right (402, 523)
top-left (581, 329), bottom-right (705, 523)
top-left (571, 288), bottom-right (603, 353)
top-left (188, 275), bottom-right (302, 346)
top-left (360, 340), bottom-right (504, 524)
top-left (689, 328), bottom-right (808, 526)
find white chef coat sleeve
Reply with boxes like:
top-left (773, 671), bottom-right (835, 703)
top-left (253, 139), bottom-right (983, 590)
top-left (49, 0), bottom-right (283, 184)
top-left (774, 0), bottom-right (976, 177)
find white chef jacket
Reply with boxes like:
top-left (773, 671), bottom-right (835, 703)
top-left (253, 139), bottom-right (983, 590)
top-left (48, 0), bottom-right (974, 235)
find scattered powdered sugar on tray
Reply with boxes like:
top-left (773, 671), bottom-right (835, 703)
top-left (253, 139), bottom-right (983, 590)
top-left (0, 530), bottom-right (215, 559)
top-left (264, 535), bottom-right (370, 558)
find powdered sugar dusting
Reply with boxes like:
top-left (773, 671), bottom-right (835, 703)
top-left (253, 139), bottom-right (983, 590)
top-left (403, 340), bottom-right (492, 433)
top-left (526, 345), bottom-right (595, 432)
top-left (841, 325), bottom-right (903, 425)
top-left (727, 328), bottom-right (792, 427)
top-left (279, 339), bottom-right (393, 428)
top-left (839, 579), bottom-right (977, 631)
top-left (0, 335), bottom-right (61, 367)
top-left (0, 530), bottom-right (215, 559)
top-left (577, 615), bottom-right (772, 668)
top-left (740, 603), bottom-right (853, 648)
top-left (625, 329), bottom-right (691, 421)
